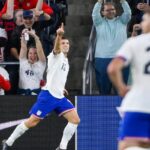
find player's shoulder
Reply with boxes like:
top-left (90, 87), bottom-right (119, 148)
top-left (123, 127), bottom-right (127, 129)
top-left (132, 33), bottom-right (150, 43)
top-left (125, 34), bottom-right (149, 47)
top-left (47, 51), bottom-right (64, 59)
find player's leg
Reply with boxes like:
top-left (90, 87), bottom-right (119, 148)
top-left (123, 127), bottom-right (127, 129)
top-left (58, 110), bottom-right (80, 150)
top-left (2, 115), bottom-right (41, 149)
top-left (56, 98), bottom-right (80, 150)
top-left (2, 90), bottom-right (53, 149)
top-left (118, 112), bottom-right (150, 150)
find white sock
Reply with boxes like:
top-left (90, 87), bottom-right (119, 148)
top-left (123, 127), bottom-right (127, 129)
top-left (60, 122), bottom-right (78, 149)
top-left (6, 122), bottom-right (29, 146)
top-left (125, 147), bottom-right (150, 150)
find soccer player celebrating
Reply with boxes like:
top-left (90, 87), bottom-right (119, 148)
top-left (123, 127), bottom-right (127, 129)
top-left (2, 23), bottom-right (80, 150)
top-left (108, 10), bottom-right (150, 150)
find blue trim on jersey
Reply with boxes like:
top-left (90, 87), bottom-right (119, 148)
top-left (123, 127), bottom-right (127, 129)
top-left (29, 90), bottom-right (75, 119)
top-left (119, 112), bottom-right (150, 140)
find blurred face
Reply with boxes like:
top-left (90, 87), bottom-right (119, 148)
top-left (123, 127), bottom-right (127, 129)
top-left (102, 4), bottom-right (116, 19)
top-left (27, 48), bottom-right (38, 64)
top-left (23, 17), bottom-right (34, 28)
top-left (141, 13), bottom-right (150, 33)
top-left (15, 10), bottom-right (23, 26)
top-left (60, 39), bottom-right (70, 55)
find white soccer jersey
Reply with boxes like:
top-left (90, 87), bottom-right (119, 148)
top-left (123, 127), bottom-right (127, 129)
top-left (0, 66), bottom-right (9, 95)
top-left (117, 33), bottom-right (150, 113)
top-left (42, 52), bottom-right (69, 98)
top-left (19, 58), bottom-right (46, 90)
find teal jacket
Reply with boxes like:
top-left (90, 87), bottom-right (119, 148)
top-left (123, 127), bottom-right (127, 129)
top-left (92, 1), bottom-right (131, 58)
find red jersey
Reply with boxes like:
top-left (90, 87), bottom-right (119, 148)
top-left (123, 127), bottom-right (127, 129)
top-left (0, 0), bottom-right (53, 17)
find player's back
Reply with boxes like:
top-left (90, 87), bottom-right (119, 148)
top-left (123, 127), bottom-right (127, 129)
top-left (130, 33), bottom-right (150, 91)
top-left (118, 33), bottom-right (150, 113)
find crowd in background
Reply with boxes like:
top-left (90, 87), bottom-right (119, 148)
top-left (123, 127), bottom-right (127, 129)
top-left (92, 0), bottom-right (150, 95)
top-left (0, 0), bottom-right (150, 95)
top-left (0, 0), bottom-right (68, 95)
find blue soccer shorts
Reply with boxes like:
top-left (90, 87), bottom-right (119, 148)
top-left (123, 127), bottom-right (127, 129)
top-left (29, 90), bottom-right (75, 119)
top-left (119, 112), bottom-right (150, 141)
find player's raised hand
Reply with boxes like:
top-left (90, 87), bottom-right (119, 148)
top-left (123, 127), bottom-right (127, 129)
top-left (57, 23), bottom-right (65, 36)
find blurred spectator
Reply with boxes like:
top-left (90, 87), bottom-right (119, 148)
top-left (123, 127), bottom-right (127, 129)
top-left (92, 0), bottom-right (131, 95)
top-left (0, 66), bottom-right (11, 95)
top-left (40, 0), bottom-right (69, 57)
top-left (18, 29), bottom-right (46, 95)
top-left (127, 0), bottom-right (150, 33)
top-left (0, 17), bottom-right (15, 62)
top-left (49, 0), bottom-right (68, 25)
top-left (0, 0), bottom-right (53, 20)
top-left (5, 10), bottom-right (52, 94)
top-left (14, 9), bottom-right (23, 26)
top-left (11, 10), bottom-right (52, 61)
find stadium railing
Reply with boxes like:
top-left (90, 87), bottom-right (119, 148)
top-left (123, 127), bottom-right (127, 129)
top-left (0, 62), bottom-right (19, 65)
top-left (82, 25), bottom-right (96, 95)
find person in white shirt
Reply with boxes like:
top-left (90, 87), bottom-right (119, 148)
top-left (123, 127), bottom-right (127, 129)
top-left (2, 23), bottom-right (80, 150)
top-left (108, 9), bottom-right (150, 150)
top-left (18, 29), bottom-right (46, 95)
top-left (0, 66), bottom-right (11, 95)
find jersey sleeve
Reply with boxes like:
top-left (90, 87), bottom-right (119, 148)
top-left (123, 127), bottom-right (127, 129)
top-left (116, 38), bottom-right (134, 66)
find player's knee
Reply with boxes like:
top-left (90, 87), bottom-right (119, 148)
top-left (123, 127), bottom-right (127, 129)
top-left (70, 117), bottom-right (80, 125)
top-left (25, 118), bottom-right (40, 128)
top-left (29, 120), bottom-right (39, 127)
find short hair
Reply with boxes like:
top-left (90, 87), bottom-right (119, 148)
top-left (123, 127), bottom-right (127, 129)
top-left (101, 2), bottom-right (116, 12)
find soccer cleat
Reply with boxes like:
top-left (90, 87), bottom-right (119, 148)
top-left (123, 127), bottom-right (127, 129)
top-left (55, 147), bottom-right (66, 150)
top-left (2, 140), bottom-right (10, 150)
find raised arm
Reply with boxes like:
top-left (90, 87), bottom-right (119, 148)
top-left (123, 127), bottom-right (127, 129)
top-left (35, 0), bottom-right (43, 11)
top-left (53, 23), bottom-right (65, 55)
top-left (34, 0), bottom-right (51, 21)
top-left (28, 30), bottom-right (46, 62)
top-left (1, 0), bottom-right (14, 20)
top-left (120, 0), bottom-right (132, 24)
top-left (19, 29), bottom-right (28, 59)
top-left (92, 0), bottom-right (104, 27)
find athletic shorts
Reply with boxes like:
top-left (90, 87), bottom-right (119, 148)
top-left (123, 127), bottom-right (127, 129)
top-left (119, 112), bottom-right (150, 141)
top-left (29, 90), bottom-right (75, 119)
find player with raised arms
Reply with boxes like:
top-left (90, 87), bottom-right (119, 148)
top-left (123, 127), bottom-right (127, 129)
top-left (108, 9), bottom-right (150, 150)
top-left (2, 23), bottom-right (80, 150)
